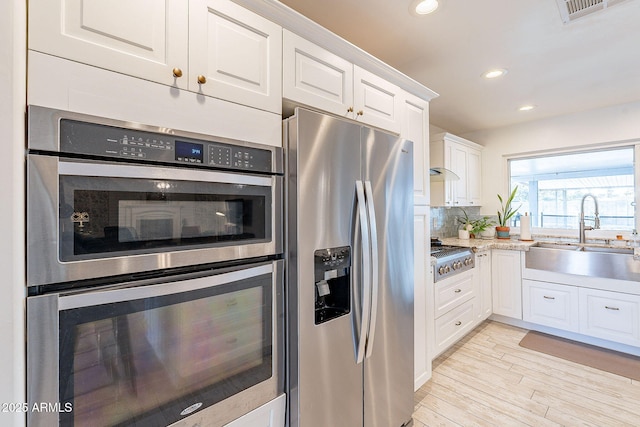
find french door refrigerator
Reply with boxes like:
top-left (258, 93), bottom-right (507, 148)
top-left (285, 108), bottom-right (414, 427)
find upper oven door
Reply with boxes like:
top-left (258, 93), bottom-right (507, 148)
top-left (27, 154), bottom-right (283, 286)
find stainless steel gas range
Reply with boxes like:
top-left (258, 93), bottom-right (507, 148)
top-left (430, 239), bottom-right (475, 282)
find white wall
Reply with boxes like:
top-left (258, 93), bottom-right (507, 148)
top-left (0, 0), bottom-right (26, 425)
top-left (461, 100), bottom-right (640, 216)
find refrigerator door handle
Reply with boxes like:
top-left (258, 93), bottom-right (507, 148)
top-left (364, 181), bottom-right (379, 359)
top-left (355, 180), bottom-right (371, 365)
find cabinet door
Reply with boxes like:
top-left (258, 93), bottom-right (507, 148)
top-left (29, 0), bottom-right (189, 89)
top-left (449, 142), bottom-right (469, 206)
top-left (354, 66), bottom-right (402, 133)
top-left (189, 0), bottom-right (282, 113)
top-left (467, 147), bottom-right (482, 206)
top-left (413, 206), bottom-right (431, 390)
top-left (402, 93), bottom-right (430, 206)
top-left (491, 250), bottom-right (523, 319)
top-left (282, 30), bottom-right (354, 118)
top-left (523, 279), bottom-right (579, 332)
top-left (579, 288), bottom-right (640, 347)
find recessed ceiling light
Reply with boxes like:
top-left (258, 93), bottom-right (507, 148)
top-left (519, 105), bottom-right (536, 111)
top-left (415, 0), bottom-right (439, 15)
top-left (483, 69), bottom-right (508, 79)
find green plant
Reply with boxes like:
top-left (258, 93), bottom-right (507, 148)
top-left (497, 186), bottom-right (521, 227)
top-left (470, 216), bottom-right (495, 235)
top-left (456, 209), bottom-right (473, 231)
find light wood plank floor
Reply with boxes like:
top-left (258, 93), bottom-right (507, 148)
top-left (413, 320), bottom-right (640, 426)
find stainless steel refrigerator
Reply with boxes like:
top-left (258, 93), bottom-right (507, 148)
top-left (285, 108), bottom-right (414, 427)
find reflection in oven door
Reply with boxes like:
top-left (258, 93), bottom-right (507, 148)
top-left (28, 261), bottom-right (284, 427)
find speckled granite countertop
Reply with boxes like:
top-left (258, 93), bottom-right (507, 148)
top-left (439, 237), bottom-right (537, 251)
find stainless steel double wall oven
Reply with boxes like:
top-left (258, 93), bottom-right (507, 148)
top-left (26, 106), bottom-right (284, 427)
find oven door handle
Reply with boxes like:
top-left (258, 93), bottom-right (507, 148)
top-left (363, 181), bottom-right (379, 359)
top-left (58, 159), bottom-right (273, 186)
top-left (354, 180), bottom-right (371, 365)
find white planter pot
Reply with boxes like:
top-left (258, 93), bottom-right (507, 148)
top-left (458, 230), bottom-right (470, 240)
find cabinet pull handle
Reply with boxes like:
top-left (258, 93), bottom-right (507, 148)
top-left (172, 68), bottom-right (183, 78)
top-left (455, 321), bottom-right (462, 326)
top-left (197, 75), bottom-right (207, 84)
top-left (454, 289), bottom-right (462, 293)
top-left (605, 306), bottom-right (620, 311)
top-left (543, 296), bottom-right (555, 300)
top-left (347, 107), bottom-right (354, 113)
top-left (356, 110), bottom-right (364, 116)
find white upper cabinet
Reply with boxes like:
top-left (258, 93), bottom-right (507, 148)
top-left (430, 132), bottom-right (483, 207)
top-left (29, 0), bottom-right (189, 89)
top-left (353, 66), bottom-right (402, 133)
top-left (29, 0), bottom-right (282, 113)
top-left (282, 29), bottom-right (354, 117)
top-left (189, 0), bottom-right (282, 113)
top-left (283, 30), bottom-right (402, 133)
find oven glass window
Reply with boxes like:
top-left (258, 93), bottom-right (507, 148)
top-left (58, 274), bottom-right (273, 426)
top-left (59, 176), bottom-right (271, 261)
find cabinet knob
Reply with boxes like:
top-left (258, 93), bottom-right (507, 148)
top-left (197, 75), bottom-right (207, 84)
top-left (172, 68), bottom-right (183, 78)
top-left (347, 107), bottom-right (354, 113)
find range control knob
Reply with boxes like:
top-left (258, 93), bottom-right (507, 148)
top-left (444, 265), bottom-right (450, 273)
top-left (438, 266), bottom-right (446, 275)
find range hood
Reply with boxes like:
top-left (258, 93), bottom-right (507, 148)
top-left (429, 167), bottom-right (460, 182)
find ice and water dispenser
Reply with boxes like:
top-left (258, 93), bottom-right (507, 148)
top-left (314, 246), bottom-right (351, 324)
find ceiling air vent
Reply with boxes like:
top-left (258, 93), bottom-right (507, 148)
top-left (555, 0), bottom-right (627, 23)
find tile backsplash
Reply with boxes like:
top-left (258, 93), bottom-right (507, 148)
top-left (431, 206), bottom-right (498, 238)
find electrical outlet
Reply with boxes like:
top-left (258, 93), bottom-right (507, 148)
top-left (432, 217), bottom-right (437, 229)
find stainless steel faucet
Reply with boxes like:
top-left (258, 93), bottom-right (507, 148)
top-left (579, 194), bottom-right (600, 243)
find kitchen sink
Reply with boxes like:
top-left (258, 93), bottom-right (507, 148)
top-left (526, 243), bottom-right (640, 281)
top-left (534, 242), bottom-right (633, 254)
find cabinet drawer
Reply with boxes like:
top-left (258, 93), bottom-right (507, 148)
top-left (434, 270), bottom-right (474, 317)
top-left (523, 279), bottom-right (579, 332)
top-left (579, 288), bottom-right (640, 347)
top-left (434, 298), bottom-right (476, 356)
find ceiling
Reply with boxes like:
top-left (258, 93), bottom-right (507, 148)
top-left (278, 0), bottom-right (640, 135)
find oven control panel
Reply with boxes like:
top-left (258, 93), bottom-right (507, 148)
top-left (58, 118), bottom-right (275, 173)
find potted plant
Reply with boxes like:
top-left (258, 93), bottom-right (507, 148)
top-left (496, 186), bottom-right (521, 239)
top-left (456, 209), bottom-right (473, 239)
top-left (471, 216), bottom-right (496, 239)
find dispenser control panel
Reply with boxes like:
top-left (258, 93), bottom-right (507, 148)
top-left (314, 246), bottom-right (351, 325)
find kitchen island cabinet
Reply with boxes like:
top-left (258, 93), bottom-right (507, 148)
top-left (29, 0), bottom-right (282, 114)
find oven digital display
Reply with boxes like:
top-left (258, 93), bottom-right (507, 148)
top-left (175, 140), bottom-right (204, 163)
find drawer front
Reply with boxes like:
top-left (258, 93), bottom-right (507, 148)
top-left (434, 298), bottom-right (476, 356)
top-left (434, 270), bottom-right (474, 317)
top-left (523, 279), bottom-right (579, 332)
top-left (579, 288), bottom-right (640, 346)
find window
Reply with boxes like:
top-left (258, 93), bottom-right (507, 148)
top-left (508, 147), bottom-right (635, 231)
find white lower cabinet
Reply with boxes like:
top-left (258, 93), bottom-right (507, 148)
top-left (491, 250), bottom-right (523, 319)
top-left (579, 288), bottom-right (640, 347)
top-left (523, 279), bottom-right (579, 332)
top-left (434, 298), bottom-right (477, 357)
top-left (432, 269), bottom-right (477, 358)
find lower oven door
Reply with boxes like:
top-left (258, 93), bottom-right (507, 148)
top-left (27, 154), bottom-right (282, 287)
top-left (27, 260), bottom-right (284, 427)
